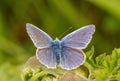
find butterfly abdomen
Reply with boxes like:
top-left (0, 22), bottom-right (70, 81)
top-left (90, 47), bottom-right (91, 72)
top-left (51, 39), bottom-right (61, 64)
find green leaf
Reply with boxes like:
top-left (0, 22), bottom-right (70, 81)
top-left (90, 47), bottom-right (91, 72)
top-left (96, 53), bottom-right (106, 66)
top-left (74, 65), bottom-right (90, 78)
top-left (94, 69), bottom-right (108, 80)
top-left (86, 46), bottom-right (94, 59)
top-left (85, 46), bottom-right (96, 70)
top-left (110, 49), bottom-right (119, 71)
top-left (88, 48), bottom-right (120, 81)
top-left (21, 68), bottom-right (33, 81)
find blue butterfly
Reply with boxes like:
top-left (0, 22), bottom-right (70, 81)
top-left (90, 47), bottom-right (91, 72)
top-left (26, 23), bottom-right (95, 70)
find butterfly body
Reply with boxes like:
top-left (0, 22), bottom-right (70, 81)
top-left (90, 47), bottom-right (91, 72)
top-left (51, 38), bottom-right (61, 64)
top-left (26, 23), bottom-right (95, 70)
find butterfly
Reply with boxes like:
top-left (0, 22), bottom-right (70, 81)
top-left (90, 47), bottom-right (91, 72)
top-left (26, 23), bottom-right (95, 70)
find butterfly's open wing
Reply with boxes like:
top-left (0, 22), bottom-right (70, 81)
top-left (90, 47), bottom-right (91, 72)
top-left (60, 47), bottom-right (85, 70)
top-left (26, 23), bottom-right (53, 48)
top-left (61, 25), bottom-right (95, 49)
top-left (36, 48), bottom-right (57, 68)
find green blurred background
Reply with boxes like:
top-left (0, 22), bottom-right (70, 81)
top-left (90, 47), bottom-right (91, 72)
top-left (0, 0), bottom-right (120, 81)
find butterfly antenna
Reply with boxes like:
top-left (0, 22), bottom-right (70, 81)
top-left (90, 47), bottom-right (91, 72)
top-left (58, 27), bottom-right (73, 39)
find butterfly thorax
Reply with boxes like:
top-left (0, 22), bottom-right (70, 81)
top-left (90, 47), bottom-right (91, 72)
top-left (51, 38), bottom-right (61, 64)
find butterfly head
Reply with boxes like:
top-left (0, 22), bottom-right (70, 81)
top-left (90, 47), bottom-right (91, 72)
top-left (52, 38), bottom-right (61, 47)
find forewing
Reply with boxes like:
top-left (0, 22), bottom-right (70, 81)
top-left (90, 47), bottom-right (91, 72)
top-left (60, 47), bottom-right (85, 70)
top-left (36, 48), bottom-right (57, 68)
top-left (26, 23), bottom-right (53, 48)
top-left (61, 25), bottom-right (95, 49)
